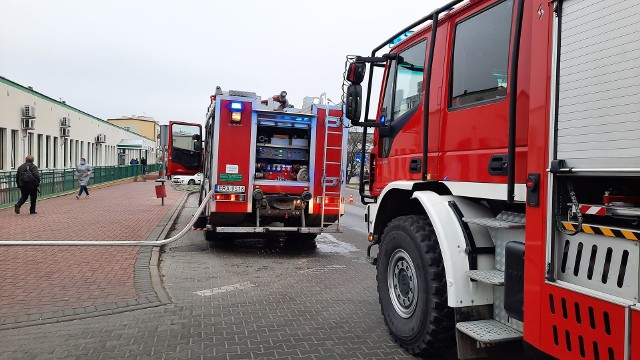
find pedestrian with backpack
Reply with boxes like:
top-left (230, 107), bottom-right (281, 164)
top-left (75, 157), bottom-right (93, 199)
top-left (14, 155), bottom-right (40, 215)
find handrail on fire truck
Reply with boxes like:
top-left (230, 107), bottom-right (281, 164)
top-left (356, 0), bottom-right (524, 204)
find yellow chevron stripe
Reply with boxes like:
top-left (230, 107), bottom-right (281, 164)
top-left (621, 230), bottom-right (638, 241)
top-left (563, 222), bottom-right (575, 231)
top-left (561, 222), bottom-right (640, 241)
top-left (600, 227), bottom-right (615, 237)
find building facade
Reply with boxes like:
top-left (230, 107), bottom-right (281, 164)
top-left (0, 77), bottom-right (157, 171)
top-left (107, 115), bottom-right (160, 144)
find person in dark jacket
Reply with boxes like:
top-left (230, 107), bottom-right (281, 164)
top-left (140, 157), bottom-right (147, 175)
top-left (15, 155), bottom-right (40, 215)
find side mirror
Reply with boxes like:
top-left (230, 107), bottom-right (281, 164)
top-left (346, 62), bottom-right (366, 85)
top-left (346, 84), bottom-right (362, 126)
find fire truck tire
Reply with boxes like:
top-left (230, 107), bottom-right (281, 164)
top-left (377, 215), bottom-right (454, 355)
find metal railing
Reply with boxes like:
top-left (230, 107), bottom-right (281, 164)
top-left (0, 164), bottom-right (161, 208)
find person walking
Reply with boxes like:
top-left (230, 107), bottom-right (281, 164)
top-left (14, 155), bottom-right (40, 215)
top-left (140, 156), bottom-right (147, 175)
top-left (75, 157), bottom-right (93, 199)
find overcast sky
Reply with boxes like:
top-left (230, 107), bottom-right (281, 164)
top-left (0, 0), bottom-right (450, 125)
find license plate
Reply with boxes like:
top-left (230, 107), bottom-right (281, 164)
top-left (215, 184), bottom-right (246, 194)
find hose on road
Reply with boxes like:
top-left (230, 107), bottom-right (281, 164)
top-left (0, 190), bottom-right (213, 247)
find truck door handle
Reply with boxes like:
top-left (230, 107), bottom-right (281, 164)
top-left (409, 158), bottom-right (421, 173)
top-left (488, 154), bottom-right (509, 176)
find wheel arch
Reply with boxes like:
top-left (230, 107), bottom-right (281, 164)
top-left (372, 181), bottom-right (495, 307)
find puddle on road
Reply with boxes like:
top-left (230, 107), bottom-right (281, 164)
top-left (299, 264), bottom-right (346, 274)
top-left (194, 282), bottom-right (256, 296)
top-left (315, 234), bottom-right (359, 254)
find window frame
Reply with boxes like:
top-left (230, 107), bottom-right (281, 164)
top-left (379, 39), bottom-right (428, 125)
top-left (447, 0), bottom-right (514, 111)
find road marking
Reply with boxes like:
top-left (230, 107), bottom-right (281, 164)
top-left (194, 282), bottom-right (256, 296)
top-left (299, 265), bottom-right (346, 274)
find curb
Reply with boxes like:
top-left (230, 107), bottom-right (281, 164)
top-left (147, 191), bottom-right (189, 305)
top-left (0, 189), bottom-right (189, 331)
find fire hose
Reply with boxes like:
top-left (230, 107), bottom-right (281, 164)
top-left (0, 190), bottom-right (214, 247)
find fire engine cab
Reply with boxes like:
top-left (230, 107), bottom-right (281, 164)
top-left (184, 89), bottom-right (346, 244)
top-left (345, 0), bottom-right (640, 358)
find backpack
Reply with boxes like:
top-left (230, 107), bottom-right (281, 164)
top-left (20, 165), bottom-right (36, 187)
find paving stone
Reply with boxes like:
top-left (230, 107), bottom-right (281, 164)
top-left (0, 193), bottom-right (524, 360)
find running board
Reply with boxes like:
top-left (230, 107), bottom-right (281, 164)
top-left (456, 320), bottom-right (522, 344)
top-left (466, 270), bottom-right (504, 285)
top-left (463, 211), bottom-right (525, 229)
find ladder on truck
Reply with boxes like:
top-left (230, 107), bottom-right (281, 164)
top-left (320, 110), bottom-right (344, 231)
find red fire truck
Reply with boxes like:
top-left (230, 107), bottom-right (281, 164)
top-left (345, 0), bottom-right (640, 358)
top-left (182, 89), bottom-right (346, 243)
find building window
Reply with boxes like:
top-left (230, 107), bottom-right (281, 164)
top-left (0, 128), bottom-right (5, 170)
top-left (63, 138), bottom-right (68, 168)
top-left (449, 0), bottom-right (513, 109)
top-left (12, 130), bottom-right (18, 169)
top-left (28, 133), bottom-right (33, 156)
top-left (53, 137), bottom-right (58, 168)
top-left (37, 134), bottom-right (43, 166)
top-left (45, 135), bottom-right (50, 168)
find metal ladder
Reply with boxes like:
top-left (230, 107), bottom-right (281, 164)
top-left (320, 109), bottom-right (344, 231)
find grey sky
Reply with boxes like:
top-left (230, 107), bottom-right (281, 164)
top-left (0, 0), bottom-right (450, 125)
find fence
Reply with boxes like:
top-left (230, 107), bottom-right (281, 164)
top-left (0, 164), bottom-right (161, 208)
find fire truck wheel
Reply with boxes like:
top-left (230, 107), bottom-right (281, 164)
top-left (377, 215), bottom-right (454, 355)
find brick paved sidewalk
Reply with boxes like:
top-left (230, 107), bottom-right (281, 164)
top-left (0, 178), bottom-right (185, 329)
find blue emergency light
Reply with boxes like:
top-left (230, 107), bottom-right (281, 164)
top-left (389, 31), bottom-right (414, 47)
top-left (230, 101), bottom-right (243, 110)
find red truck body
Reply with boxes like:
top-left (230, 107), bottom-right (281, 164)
top-left (345, 0), bottom-right (640, 358)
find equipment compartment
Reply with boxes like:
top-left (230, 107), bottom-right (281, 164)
top-left (254, 117), bottom-right (312, 183)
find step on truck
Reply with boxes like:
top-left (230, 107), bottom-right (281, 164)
top-left (344, 0), bottom-right (640, 358)
top-left (178, 89), bottom-right (347, 244)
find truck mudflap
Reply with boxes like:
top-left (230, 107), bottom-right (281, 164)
top-left (194, 226), bottom-right (341, 234)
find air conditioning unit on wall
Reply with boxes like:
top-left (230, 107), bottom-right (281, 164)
top-left (60, 127), bottom-right (70, 137)
top-left (96, 134), bottom-right (106, 143)
top-left (22, 105), bottom-right (36, 118)
top-left (60, 117), bottom-right (71, 127)
top-left (21, 118), bottom-right (35, 130)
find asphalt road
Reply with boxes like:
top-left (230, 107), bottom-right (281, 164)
top-left (0, 190), bottom-right (525, 359)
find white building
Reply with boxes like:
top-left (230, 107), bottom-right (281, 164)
top-left (0, 76), bottom-right (157, 171)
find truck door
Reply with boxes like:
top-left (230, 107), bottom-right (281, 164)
top-left (168, 121), bottom-right (203, 176)
top-left (439, 0), bottom-right (526, 184)
top-left (373, 39), bottom-right (428, 192)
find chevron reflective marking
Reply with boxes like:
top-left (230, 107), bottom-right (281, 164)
top-left (579, 205), bottom-right (606, 215)
top-left (561, 222), bottom-right (640, 241)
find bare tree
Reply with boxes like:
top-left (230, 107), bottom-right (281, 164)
top-left (345, 128), bottom-right (372, 183)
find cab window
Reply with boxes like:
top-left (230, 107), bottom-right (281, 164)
top-left (449, 0), bottom-right (513, 109)
top-left (380, 40), bottom-right (427, 123)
